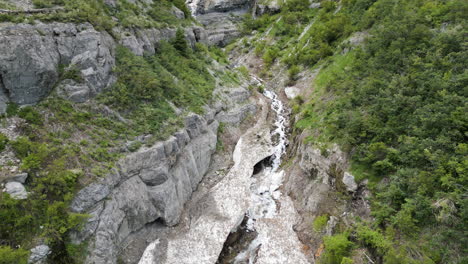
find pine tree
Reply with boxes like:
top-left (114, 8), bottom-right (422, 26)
top-left (173, 28), bottom-right (189, 57)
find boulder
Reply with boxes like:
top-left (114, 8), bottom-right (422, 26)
top-left (284, 87), bottom-right (300, 99)
top-left (215, 103), bottom-right (256, 125)
top-left (4, 182), bottom-right (27, 199)
top-left (196, 11), bottom-right (244, 46)
top-left (28, 245), bottom-right (50, 264)
top-left (9, 172), bottom-right (28, 184)
top-left (171, 6), bottom-right (185, 19)
top-left (192, 0), bottom-right (251, 14)
top-left (56, 80), bottom-right (91, 103)
top-left (342, 172), bottom-right (358, 192)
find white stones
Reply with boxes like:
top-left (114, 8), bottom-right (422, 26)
top-left (28, 245), bottom-right (51, 264)
top-left (4, 182), bottom-right (27, 199)
top-left (284, 87), bottom-right (301, 100)
top-left (342, 172), bottom-right (358, 192)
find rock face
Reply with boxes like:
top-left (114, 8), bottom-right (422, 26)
top-left (69, 78), bottom-right (257, 263)
top-left (139, 97), bottom-right (272, 264)
top-left (255, 0), bottom-right (282, 15)
top-left (284, 87), bottom-right (300, 99)
top-left (70, 114), bottom-right (218, 264)
top-left (196, 11), bottom-right (245, 46)
top-left (188, 0), bottom-right (250, 47)
top-left (282, 141), bottom-right (348, 251)
top-left (0, 22), bottom-right (115, 107)
top-left (0, 21), bottom-right (209, 112)
top-left (189, 0), bottom-right (252, 15)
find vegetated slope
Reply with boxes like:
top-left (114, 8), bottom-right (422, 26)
top-left (0, 0), bottom-right (191, 30)
top-left (0, 1), bottom-right (241, 263)
top-left (240, 0), bottom-right (467, 263)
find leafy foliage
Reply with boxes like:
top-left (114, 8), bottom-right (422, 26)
top-left (313, 214), bottom-right (329, 232)
top-left (0, 246), bottom-right (29, 264)
top-left (289, 0), bottom-right (468, 263)
top-left (320, 233), bottom-right (354, 264)
top-left (0, 132), bottom-right (8, 152)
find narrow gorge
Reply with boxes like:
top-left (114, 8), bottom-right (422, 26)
top-left (0, 0), bottom-right (466, 264)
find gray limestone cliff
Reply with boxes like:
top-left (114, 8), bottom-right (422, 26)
top-left (70, 113), bottom-right (218, 263)
top-left (0, 21), bottom-right (207, 112)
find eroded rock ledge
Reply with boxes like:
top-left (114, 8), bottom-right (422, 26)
top-left (0, 21), bottom-right (207, 112)
top-left (70, 113), bottom-right (218, 263)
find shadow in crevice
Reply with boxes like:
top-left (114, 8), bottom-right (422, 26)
top-left (252, 155), bottom-right (273, 175)
top-left (215, 215), bottom-right (258, 264)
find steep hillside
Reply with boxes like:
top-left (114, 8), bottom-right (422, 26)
top-left (0, 0), bottom-right (256, 263)
top-left (229, 0), bottom-right (467, 263)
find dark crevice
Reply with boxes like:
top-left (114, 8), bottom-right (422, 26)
top-left (0, 73), bottom-right (10, 100)
top-left (252, 155), bottom-right (273, 175)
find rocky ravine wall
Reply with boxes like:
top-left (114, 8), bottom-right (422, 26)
top-left (68, 88), bottom-right (257, 264)
top-left (70, 113), bottom-right (218, 263)
top-left (282, 132), bottom-right (372, 261)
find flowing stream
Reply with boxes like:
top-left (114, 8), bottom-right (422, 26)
top-left (228, 88), bottom-right (309, 264)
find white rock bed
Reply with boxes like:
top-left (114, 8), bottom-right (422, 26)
top-left (233, 90), bottom-right (310, 264)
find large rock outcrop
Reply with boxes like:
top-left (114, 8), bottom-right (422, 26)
top-left (71, 114), bottom-right (218, 264)
top-left (188, 0), bottom-right (252, 15)
top-left (0, 21), bottom-right (208, 112)
top-left (196, 11), bottom-right (245, 46)
top-left (283, 138), bottom-right (371, 255)
top-left (0, 22), bottom-right (114, 106)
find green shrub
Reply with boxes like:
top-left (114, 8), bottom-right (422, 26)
top-left (257, 85), bottom-right (265, 94)
top-left (320, 233), bottom-right (354, 264)
top-left (5, 103), bottom-right (19, 117)
top-left (0, 132), bottom-right (8, 152)
top-left (340, 257), bottom-right (353, 264)
top-left (0, 246), bottom-right (29, 264)
top-left (11, 137), bottom-right (34, 159)
top-left (313, 214), bottom-right (329, 232)
top-left (262, 46), bottom-right (280, 66)
top-left (128, 141), bottom-right (142, 152)
top-left (172, 28), bottom-right (190, 57)
top-left (32, 0), bottom-right (64, 8)
top-left (18, 107), bottom-right (42, 125)
top-left (288, 65), bottom-right (301, 83)
top-left (238, 66), bottom-right (250, 78)
top-left (355, 224), bottom-right (390, 255)
top-left (59, 64), bottom-right (83, 82)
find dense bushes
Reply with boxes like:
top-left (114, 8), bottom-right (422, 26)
top-left (0, 246), bottom-right (29, 264)
top-left (291, 0), bottom-right (467, 263)
top-left (320, 233), bottom-right (354, 264)
top-left (0, 132), bottom-right (8, 152)
top-left (100, 36), bottom-right (215, 134)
